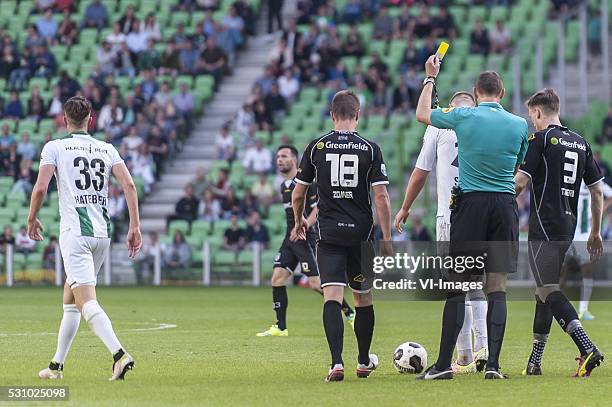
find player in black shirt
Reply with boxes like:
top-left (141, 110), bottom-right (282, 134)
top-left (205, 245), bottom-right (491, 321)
top-left (292, 91), bottom-right (392, 381)
top-left (515, 88), bottom-right (604, 377)
top-left (256, 145), bottom-right (355, 338)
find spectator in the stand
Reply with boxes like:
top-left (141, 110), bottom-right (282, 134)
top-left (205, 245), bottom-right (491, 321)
top-left (255, 65), bottom-right (276, 95)
top-left (31, 44), bottom-right (57, 78)
top-left (278, 68), bottom-right (300, 103)
top-left (371, 81), bottom-right (388, 115)
top-left (7, 50), bottom-right (31, 92)
top-left (235, 103), bottom-right (255, 137)
top-left (215, 124), bottom-right (235, 161)
top-left (141, 69), bottom-right (159, 102)
top-left (251, 172), bottom-right (274, 210)
top-left (434, 5), bottom-right (456, 39)
top-left (34, 0), bottom-right (56, 13)
top-left (343, 25), bottom-right (365, 57)
top-left (5, 91), bottom-right (24, 119)
top-left (81, 0), bottom-right (108, 30)
top-left (588, 11), bottom-right (601, 55)
top-left (139, 39), bottom-right (161, 71)
top-left (126, 20), bottom-right (148, 54)
top-left (240, 189), bottom-right (259, 217)
top-left (107, 184), bottom-right (125, 241)
top-left (36, 9), bottom-right (58, 44)
top-left (245, 211), bottom-right (269, 249)
top-left (470, 19), bottom-right (490, 55)
top-left (16, 132), bottom-right (36, 162)
top-left (489, 20), bottom-right (511, 54)
top-left (24, 25), bottom-right (46, 50)
top-left (400, 38), bottom-right (419, 74)
top-left (47, 86), bottom-right (63, 118)
top-left (0, 225), bottom-right (15, 253)
top-left (404, 68), bottom-right (421, 106)
top-left (106, 21), bottom-right (127, 53)
top-left (410, 217), bottom-right (432, 242)
top-left (42, 235), bottom-right (58, 271)
top-left (253, 100), bottom-right (273, 130)
top-left (242, 139), bottom-right (272, 174)
top-left (0, 46), bottom-right (18, 81)
top-left (160, 40), bottom-right (181, 76)
top-left (594, 151), bottom-right (612, 184)
top-left (115, 43), bottom-right (136, 78)
top-left (417, 36), bottom-right (437, 67)
top-left (269, 37), bottom-right (293, 71)
top-left (118, 5), bottom-right (137, 34)
top-left (97, 41), bottom-right (116, 75)
top-left (147, 125), bottom-right (169, 179)
top-left (98, 96), bottom-right (123, 130)
top-left (198, 190), bottom-right (222, 221)
top-left (210, 168), bottom-right (231, 200)
top-left (221, 187), bottom-right (241, 218)
top-left (222, 6), bottom-right (245, 46)
top-left (199, 37), bottom-right (227, 87)
top-left (58, 9), bottom-right (78, 45)
top-left (600, 107), bottom-right (612, 143)
top-left (27, 86), bottom-right (47, 120)
top-left (192, 167), bottom-right (210, 197)
top-left (264, 82), bottom-right (287, 122)
top-left (121, 126), bottom-right (143, 159)
top-left (373, 6), bottom-right (394, 40)
top-left (12, 165), bottom-right (34, 195)
top-left (163, 230), bottom-right (192, 269)
top-left (57, 70), bottom-right (80, 103)
top-left (223, 215), bottom-right (245, 255)
top-left (234, 0), bottom-right (256, 35)
top-left (413, 6), bottom-right (433, 39)
top-left (173, 82), bottom-right (195, 133)
top-left (132, 144), bottom-right (156, 193)
top-left (16, 226), bottom-right (36, 256)
top-left (171, 22), bottom-right (190, 48)
top-left (154, 81), bottom-right (173, 106)
top-left (134, 231), bottom-right (158, 284)
top-left (267, 0), bottom-right (284, 34)
top-left (142, 13), bottom-right (162, 42)
top-left (342, 0), bottom-right (363, 24)
top-left (179, 39), bottom-right (199, 75)
top-left (167, 184), bottom-right (200, 225)
top-left (393, 80), bottom-right (412, 113)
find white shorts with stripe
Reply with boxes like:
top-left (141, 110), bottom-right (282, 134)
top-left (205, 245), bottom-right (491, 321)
top-left (60, 229), bottom-right (110, 287)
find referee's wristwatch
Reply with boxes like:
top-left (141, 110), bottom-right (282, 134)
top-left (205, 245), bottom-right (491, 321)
top-left (423, 76), bottom-right (436, 86)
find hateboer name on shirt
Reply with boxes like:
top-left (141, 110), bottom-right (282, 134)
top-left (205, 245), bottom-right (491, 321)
top-left (74, 194), bottom-right (107, 206)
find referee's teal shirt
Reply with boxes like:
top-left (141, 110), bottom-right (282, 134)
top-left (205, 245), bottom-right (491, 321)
top-left (430, 102), bottom-right (529, 194)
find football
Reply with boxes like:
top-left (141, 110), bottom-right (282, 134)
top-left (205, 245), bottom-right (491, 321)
top-left (393, 342), bottom-right (428, 374)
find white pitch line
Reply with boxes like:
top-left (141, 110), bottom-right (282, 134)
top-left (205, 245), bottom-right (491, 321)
top-left (0, 322), bottom-right (177, 337)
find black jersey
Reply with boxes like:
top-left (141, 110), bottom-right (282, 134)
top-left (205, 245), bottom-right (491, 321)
top-left (281, 178), bottom-right (318, 237)
top-left (295, 130), bottom-right (389, 245)
top-left (519, 124), bottom-right (603, 240)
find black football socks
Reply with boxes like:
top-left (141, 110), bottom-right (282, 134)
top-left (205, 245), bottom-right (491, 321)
top-left (529, 297), bottom-right (553, 366)
top-left (546, 291), bottom-right (594, 355)
top-left (323, 300), bottom-right (344, 366)
top-left (317, 290), bottom-right (354, 318)
top-left (272, 286), bottom-right (288, 330)
top-left (354, 305), bottom-right (375, 365)
top-left (434, 292), bottom-right (466, 370)
top-left (486, 291), bottom-right (507, 371)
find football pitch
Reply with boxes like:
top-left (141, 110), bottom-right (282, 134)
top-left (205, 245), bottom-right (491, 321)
top-left (1, 286), bottom-right (611, 407)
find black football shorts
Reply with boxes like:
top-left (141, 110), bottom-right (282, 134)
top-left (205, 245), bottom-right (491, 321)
top-left (317, 241), bottom-right (375, 293)
top-left (273, 237), bottom-right (319, 277)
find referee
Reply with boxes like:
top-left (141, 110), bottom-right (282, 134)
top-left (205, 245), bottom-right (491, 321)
top-left (415, 56), bottom-right (529, 380)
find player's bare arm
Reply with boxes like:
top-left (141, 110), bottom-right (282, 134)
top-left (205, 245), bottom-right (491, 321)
top-left (395, 168), bottom-right (430, 233)
top-left (514, 171), bottom-right (530, 196)
top-left (27, 164), bottom-right (56, 241)
top-left (306, 205), bottom-right (318, 228)
top-left (587, 181), bottom-right (604, 260)
top-left (415, 55), bottom-right (441, 125)
top-left (290, 182), bottom-right (308, 241)
top-left (112, 162), bottom-right (142, 258)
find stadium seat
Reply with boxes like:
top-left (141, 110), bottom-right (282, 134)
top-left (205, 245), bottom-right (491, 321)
top-left (191, 220), bottom-right (212, 237)
top-left (168, 220), bottom-right (190, 236)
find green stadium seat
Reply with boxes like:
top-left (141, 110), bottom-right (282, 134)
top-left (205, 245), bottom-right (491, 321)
top-left (168, 220), bottom-right (190, 236)
top-left (489, 6), bottom-right (508, 22)
top-left (186, 235), bottom-right (203, 249)
top-left (78, 29), bottom-right (99, 47)
top-left (215, 250), bottom-right (238, 264)
top-left (0, 207), bottom-right (15, 222)
top-left (191, 220), bottom-right (211, 237)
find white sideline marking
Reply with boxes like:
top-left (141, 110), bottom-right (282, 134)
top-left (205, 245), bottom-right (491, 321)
top-left (0, 322), bottom-right (177, 337)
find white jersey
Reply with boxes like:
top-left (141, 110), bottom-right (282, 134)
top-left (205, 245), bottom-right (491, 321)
top-left (40, 132), bottom-right (124, 238)
top-left (415, 125), bottom-right (458, 223)
top-left (574, 181), bottom-right (612, 240)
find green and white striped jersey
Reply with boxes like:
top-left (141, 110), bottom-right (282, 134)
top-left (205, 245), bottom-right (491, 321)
top-left (40, 132), bottom-right (124, 238)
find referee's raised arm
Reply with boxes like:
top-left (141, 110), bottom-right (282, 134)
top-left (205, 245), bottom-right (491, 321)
top-left (414, 55), bottom-right (529, 381)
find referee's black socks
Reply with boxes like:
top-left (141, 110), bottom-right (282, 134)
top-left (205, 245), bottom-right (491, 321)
top-left (323, 300), bottom-right (344, 366)
top-left (546, 291), bottom-right (595, 356)
top-left (354, 305), bottom-right (375, 366)
top-left (486, 291), bottom-right (507, 371)
top-left (434, 292), bottom-right (465, 370)
top-left (272, 286), bottom-right (288, 330)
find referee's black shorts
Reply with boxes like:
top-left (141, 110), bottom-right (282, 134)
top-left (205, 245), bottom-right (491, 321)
top-left (317, 240), bottom-right (375, 293)
top-left (450, 192), bottom-right (519, 274)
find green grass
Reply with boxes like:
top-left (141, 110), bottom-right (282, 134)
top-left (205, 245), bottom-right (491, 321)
top-left (1, 287), bottom-right (611, 406)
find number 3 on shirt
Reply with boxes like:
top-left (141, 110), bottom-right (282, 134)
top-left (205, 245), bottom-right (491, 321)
top-left (564, 150), bottom-right (578, 185)
top-left (326, 153), bottom-right (359, 187)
